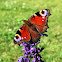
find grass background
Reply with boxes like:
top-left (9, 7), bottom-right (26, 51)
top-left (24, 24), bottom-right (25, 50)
top-left (0, 0), bottom-right (62, 62)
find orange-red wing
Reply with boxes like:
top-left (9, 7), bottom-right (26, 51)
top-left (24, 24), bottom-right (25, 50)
top-left (14, 24), bottom-right (31, 44)
top-left (28, 15), bottom-right (48, 34)
top-left (19, 25), bottom-right (31, 41)
top-left (29, 16), bottom-right (47, 26)
top-left (28, 9), bottom-right (50, 26)
top-left (27, 9), bottom-right (50, 34)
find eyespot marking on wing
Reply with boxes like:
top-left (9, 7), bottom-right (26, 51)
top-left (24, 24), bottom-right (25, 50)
top-left (39, 9), bottom-right (49, 16)
top-left (14, 34), bottom-right (21, 43)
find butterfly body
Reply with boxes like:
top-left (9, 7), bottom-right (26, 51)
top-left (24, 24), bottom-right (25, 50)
top-left (14, 9), bottom-right (51, 45)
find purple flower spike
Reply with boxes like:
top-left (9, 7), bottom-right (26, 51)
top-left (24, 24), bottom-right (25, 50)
top-left (35, 40), bottom-right (40, 45)
top-left (37, 56), bottom-right (40, 60)
top-left (30, 48), bottom-right (37, 55)
top-left (31, 44), bottom-right (35, 47)
top-left (24, 51), bottom-right (31, 56)
top-left (24, 57), bottom-right (30, 62)
top-left (25, 47), bottom-right (30, 51)
top-left (21, 42), bottom-right (28, 46)
top-left (17, 56), bottom-right (24, 62)
top-left (32, 58), bottom-right (36, 62)
top-left (18, 56), bottom-right (30, 62)
top-left (20, 42), bottom-right (25, 46)
top-left (25, 44), bottom-right (30, 51)
top-left (18, 40), bottom-right (44, 62)
top-left (22, 48), bottom-right (25, 51)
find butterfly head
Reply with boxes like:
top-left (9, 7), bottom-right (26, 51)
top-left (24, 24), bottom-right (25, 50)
top-left (39, 9), bottom-right (51, 16)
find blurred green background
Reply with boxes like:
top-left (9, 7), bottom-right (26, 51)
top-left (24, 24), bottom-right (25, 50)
top-left (0, 0), bottom-right (62, 62)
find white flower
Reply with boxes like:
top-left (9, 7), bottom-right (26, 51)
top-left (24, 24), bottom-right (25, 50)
top-left (9, 29), bottom-right (12, 31)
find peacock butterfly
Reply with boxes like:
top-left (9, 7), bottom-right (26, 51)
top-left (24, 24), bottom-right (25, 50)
top-left (14, 9), bottom-right (51, 45)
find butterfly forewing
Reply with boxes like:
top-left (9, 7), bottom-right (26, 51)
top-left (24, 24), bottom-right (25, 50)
top-left (28, 9), bottom-right (50, 34)
top-left (29, 16), bottom-right (46, 26)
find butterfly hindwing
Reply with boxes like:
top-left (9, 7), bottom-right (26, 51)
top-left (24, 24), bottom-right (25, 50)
top-left (14, 24), bottom-right (31, 44)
